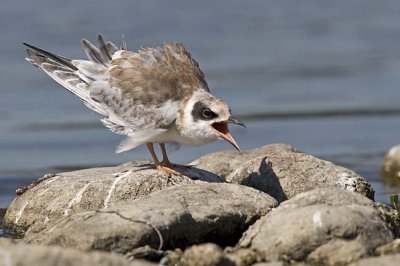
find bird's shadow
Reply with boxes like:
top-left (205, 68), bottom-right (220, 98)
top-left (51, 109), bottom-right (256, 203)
top-left (236, 157), bottom-right (288, 203)
top-left (130, 156), bottom-right (288, 202)
top-left (131, 163), bottom-right (225, 183)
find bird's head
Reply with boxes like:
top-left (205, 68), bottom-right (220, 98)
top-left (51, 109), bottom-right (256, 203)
top-left (179, 91), bottom-right (245, 150)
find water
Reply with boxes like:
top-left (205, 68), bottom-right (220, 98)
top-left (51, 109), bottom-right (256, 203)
top-left (1, 0), bottom-right (400, 209)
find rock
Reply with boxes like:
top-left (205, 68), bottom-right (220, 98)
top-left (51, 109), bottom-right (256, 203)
top-left (373, 203), bottom-right (400, 238)
top-left (179, 243), bottom-right (233, 266)
top-left (348, 254), bottom-right (400, 266)
top-left (375, 239), bottom-right (400, 256)
top-left (3, 160), bottom-right (222, 235)
top-left (192, 144), bottom-right (298, 179)
top-left (125, 245), bottom-right (165, 261)
top-left (251, 263), bottom-right (284, 266)
top-left (237, 188), bottom-right (395, 265)
top-left (381, 144), bottom-right (400, 186)
top-left (224, 247), bottom-right (260, 266)
top-left (2, 143), bottom-right (386, 265)
top-left (162, 248), bottom-right (184, 265)
top-left (25, 183), bottom-right (277, 254)
top-left (0, 238), bottom-right (155, 266)
top-left (193, 144), bottom-right (374, 202)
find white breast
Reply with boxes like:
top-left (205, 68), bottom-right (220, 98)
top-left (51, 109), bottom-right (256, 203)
top-left (148, 126), bottom-right (217, 147)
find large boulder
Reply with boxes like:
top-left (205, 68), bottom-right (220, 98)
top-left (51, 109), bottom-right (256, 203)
top-left (3, 161), bottom-right (222, 235)
top-left (25, 183), bottom-right (277, 254)
top-left (235, 188), bottom-right (396, 265)
top-left (193, 144), bottom-right (374, 202)
top-left (0, 238), bottom-right (155, 266)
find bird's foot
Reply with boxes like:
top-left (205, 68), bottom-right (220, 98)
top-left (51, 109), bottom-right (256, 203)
top-left (156, 163), bottom-right (182, 176)
top-left (160, 160), bottom-right (192, 170)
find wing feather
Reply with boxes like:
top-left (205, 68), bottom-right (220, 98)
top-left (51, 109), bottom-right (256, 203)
top-left (97, 42), bottom-right (209, 131)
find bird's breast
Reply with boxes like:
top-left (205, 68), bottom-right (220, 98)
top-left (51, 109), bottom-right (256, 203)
top-left (151, 126), bottom-right (217, 147)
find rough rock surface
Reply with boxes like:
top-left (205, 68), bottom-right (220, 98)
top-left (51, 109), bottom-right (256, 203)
top-left (25, 183), bottom-right (277, 254)
top-left (191, 144), bottom-right (298, 179)
top-left (3, 160), bottom-right (222, 235)
top-left (193, 144), bottom-right (374, 202)
top-left (237, 188), bottom-right (395, 265)
top-left (375, 239), bottom-right (400, 256)
top-left (179, 243), bottom-right (233, 266)
top-left (0, 238), bottom-right (155, 266)
top-left (348, 254), bottom-right (400, 266)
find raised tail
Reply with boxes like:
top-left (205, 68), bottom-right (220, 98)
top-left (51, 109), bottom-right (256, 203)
top-left (23, 34), bottom-right (119, 117)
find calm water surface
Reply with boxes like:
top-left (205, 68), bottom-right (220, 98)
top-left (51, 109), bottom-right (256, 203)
top-left (1, 0), bottom-right (400, 209)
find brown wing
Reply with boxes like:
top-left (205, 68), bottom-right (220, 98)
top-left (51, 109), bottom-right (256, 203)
top-left (91, 42), bottom-right (209, 130)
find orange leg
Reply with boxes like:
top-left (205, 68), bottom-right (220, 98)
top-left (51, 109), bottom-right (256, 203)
top-left (159, 143), bottom-right (191, 169)
top-left (146, 143), bottom-right (181, 176)
top-left (159, 143), bottom-right (172, 165)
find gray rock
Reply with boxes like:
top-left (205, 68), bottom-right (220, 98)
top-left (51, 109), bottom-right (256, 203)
top-left (237, 188), bottom-right (395, 265)
top-left (25, 183), bottom-right (277, 254)
top-left (349, 254), bottom-right (400, 266)
top-left (192, 144), bottom-right (298, 179)
top-left (179, 243), bottom-right (233, 266)
top-left (224, 247), bottom-right (260, 266)
top-left (251, 263), bottom-right (284, 266)
top-left (194, 144), bottom-right (374, 202)
top-left (375, 239), bottom-right (400, 256)
top-left (3, 160), bottom-right (222, 235)
top-left (0, 238), bottom-right (155, 266)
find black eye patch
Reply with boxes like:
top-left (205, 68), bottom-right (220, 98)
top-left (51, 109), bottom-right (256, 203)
top-left (192, 101), bottom-right (218, 121)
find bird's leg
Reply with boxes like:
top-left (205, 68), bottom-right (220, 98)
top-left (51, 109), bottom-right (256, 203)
top-left (146, 142), bottom-right (180, 176)
top-left (146, 142), bottom-right (160, 165)
top-left (159, 143), bottom-right (192, 169)
top-left (159, 143), bottom-right (173, 166)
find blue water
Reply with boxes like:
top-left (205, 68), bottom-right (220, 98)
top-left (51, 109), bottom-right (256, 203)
top-left (1, 0), bottom-right (400, 208)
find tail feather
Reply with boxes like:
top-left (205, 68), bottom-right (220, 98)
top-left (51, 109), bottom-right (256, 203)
top-left (81, 39), bottom-right (107, 66)
top-left (80, 34), bottom-right (117, 66)
top-left (23, 34), bottom-right (119, 117)
top-left (106, 41), bottom-right (119, 55)
top-left (23, 42), bottom-right (78, 71)
top-left (97, 34), bottom-right (112, 60)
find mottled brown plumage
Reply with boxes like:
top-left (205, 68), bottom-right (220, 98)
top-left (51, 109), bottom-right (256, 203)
top-left (108, 44), bottom-right (208, 103)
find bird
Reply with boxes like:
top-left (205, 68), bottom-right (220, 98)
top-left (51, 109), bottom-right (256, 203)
top-left (23, 34), bottom-right (245, 176)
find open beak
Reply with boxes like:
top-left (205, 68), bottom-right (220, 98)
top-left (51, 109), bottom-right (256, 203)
top-left (211, 118), bottom-right (244, 151)
top-left (228, 116), bottom-right (246, 128)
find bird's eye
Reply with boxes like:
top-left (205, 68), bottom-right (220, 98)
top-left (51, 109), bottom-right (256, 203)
top-left (191, 101), bottom-right (218, 121)
top-left (202, 109), bottom-right (213, 118)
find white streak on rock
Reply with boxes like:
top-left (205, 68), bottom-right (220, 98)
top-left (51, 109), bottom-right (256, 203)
top-left (336, 172), bottom-right (356, 192)
top-left (313, 210), bottom-right (323, 228)
top-left (103, 171), bottom-right (131, 208)
top-left (15, 202), bottom-right (28, 224)
top-left (44, 175), bottom-right (60, 186)
top-left (0, 248), bottom-right (12, 266)
top-left (63, 183), bottom-right (90, 216)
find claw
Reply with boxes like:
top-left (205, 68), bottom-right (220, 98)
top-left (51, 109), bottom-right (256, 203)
top-left (156, 164), bottom-right (182, 176)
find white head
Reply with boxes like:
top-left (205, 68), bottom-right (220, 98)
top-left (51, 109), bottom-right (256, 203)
top-left (177, 91), bottom-right (245, 149)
